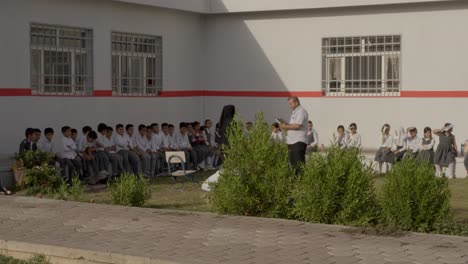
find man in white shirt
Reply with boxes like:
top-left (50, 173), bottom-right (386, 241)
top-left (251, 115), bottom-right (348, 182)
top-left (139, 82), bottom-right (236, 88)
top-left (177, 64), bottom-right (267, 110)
top-left (76, 126), bottom-right (92, 155)
top-left (306, 121), bottom-right (319, 152)
top-left (135, 124), bottom-right (152, 177)
top-left (175, 122), bottom-right (196, 170)
top-left (280, 96), bottom-right (309, 174)
top-left (60, 126), bottom-right (82, 180)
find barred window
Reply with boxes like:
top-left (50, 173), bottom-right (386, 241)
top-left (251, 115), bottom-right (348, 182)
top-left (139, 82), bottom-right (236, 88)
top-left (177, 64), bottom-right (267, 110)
top-left (111, 32), bottom-right (162, 96)
top-left (322, 35), bottom-right (401, 96)
top-left (30, 23), bottom-right (93, 95)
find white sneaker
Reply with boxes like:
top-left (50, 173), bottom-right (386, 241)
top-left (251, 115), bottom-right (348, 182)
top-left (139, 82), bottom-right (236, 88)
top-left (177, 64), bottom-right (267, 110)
top-left (198, 162), bottom-right (206, 170)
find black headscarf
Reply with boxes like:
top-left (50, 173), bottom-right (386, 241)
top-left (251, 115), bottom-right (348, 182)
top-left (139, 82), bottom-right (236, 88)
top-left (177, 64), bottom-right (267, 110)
top-left (216, 105), bottom-right (236, 146)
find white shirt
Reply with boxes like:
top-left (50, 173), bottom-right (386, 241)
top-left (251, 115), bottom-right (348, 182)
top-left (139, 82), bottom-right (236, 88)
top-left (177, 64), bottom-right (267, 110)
top-left (380, 134), bottom-right (393, 148)
top-left (151, 133), bottom-right (163, 151)
top-left (127, 134), bottom-right (138, 149)
top-left (401, 136), bottom-right (421, 152)
top-left (38, 138), bottom-right (57, 155)
top-left (347, 133), bottom-right (362, 149)
top-left (175, 132), bottom-right (191, 150)
top-left (270, 131), bottom-right (284, 142)
top-left (113, 134), bottom-right (130, 152)
top-left (135, 133), bottom-right (150, 152)
top-left (96, 133), bottom-right (111, 152)
top-left (308, 129), bottom-right (319, 147)
top-left (161, 133), bottom-right (172, 149)
top-left (61, 136), bottom-right (77, 159)
top-left (333, 133), bottom-right (347, 149)
top-left (169, 134), bottom-right (178, 149)
top-left (286, 105), bottom-right (309, 145)
top-left (76, 134), bottom-right (88, 152)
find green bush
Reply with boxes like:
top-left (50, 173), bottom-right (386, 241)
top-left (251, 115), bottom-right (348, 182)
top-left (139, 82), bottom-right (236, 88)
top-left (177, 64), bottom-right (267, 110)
top-left (380, 158), bottom-right (452, 232)
top-left (24, 164), bottom-right (61, 195)
top-left (210, 113), bottom-right (293, 218)
top-left (16, 151), bottom-right (50, 169)
top-left (108, 173), bottom-right (151, 207)
top-left (291, 147), bottom-right (379, 225)
top-left (0, 254), bottom-right (50, 264)
top-left (54, 176), bottom-right (85, 201)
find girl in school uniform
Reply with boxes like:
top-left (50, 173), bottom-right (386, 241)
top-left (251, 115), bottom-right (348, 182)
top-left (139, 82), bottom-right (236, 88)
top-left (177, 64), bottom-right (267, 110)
top-left (346, 123), bottom-right (362, 149)
top-left (433, 123), bottom-right (458, 178)
top-left (333, 125), bottom-right (347, 149)
top-left (374, 124), bottom-right (394, 173)
top-left (419, 127), bottom-right (435, 164)
top-left (394, 126), bottom-right (407, 162)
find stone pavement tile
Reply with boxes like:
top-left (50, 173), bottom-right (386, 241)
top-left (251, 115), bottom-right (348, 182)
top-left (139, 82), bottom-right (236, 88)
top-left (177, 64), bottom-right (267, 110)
top-left (327, 256), bottom-right (361, 264)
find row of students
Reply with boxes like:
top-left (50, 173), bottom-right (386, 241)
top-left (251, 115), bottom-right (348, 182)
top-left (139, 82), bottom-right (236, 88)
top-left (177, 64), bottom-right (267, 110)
top-left (19, 120), bottom-right (221, 184)
top-left (375, 123), bottom-right (461, 178)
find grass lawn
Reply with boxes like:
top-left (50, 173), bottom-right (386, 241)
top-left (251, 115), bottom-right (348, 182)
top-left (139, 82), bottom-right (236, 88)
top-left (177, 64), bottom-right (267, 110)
top-left (83, 171), bottom-right (214, 212)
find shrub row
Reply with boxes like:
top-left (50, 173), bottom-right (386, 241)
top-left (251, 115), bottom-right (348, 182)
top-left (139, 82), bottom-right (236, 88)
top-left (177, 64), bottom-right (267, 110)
top-left (210, 113), bottom-right (453, 233)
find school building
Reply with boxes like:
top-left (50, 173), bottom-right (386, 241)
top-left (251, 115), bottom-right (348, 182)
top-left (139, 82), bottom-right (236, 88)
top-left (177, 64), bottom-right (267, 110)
top-left (1, 0), bottom-right (467, 154)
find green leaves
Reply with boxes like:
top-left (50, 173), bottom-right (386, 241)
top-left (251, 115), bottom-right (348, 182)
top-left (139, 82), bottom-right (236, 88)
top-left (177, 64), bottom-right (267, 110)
top-left (108, 173), bottom-right (152, 207)
top-left (380, 158), bottom-right (452, 232)
top-left (211, 113), bottom-right (294, 218)
top-left (292, 147), bottom-right (379, 225)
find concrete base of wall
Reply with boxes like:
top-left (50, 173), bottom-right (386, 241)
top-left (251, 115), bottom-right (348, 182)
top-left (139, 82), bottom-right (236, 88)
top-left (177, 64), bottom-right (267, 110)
top-left (0, 240), bottom-right (178, 264)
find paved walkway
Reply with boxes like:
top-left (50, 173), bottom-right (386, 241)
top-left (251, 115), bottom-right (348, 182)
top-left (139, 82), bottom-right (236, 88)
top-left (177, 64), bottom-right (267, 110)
top-left (0, 197), bottom-right (467, 264)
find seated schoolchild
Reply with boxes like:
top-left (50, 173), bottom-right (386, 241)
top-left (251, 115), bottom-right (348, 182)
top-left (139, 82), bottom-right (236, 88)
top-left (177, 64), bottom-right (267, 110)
top-left (19, 128), bottom-right (37, 154)
top-left (126, 124), bottom-right (142, 174)
top-left (333, 125), bottom-right (347, 149)
top-left (175, 122), bottom-right (196, 170)
top-left (346, 123), bottom-right (362, 149)
top-left (145, 126), bottom-right (162, 177)
top-left (191, 121), bottom-right (213, 170)
top-left (399, 127), bottom-right (421, 160)
top-left (96, 123), bottom-right (123, 177)
top-left (135, 124), bottom-right (152, 177)
top-left (38, 127), bottom-right (60, 166)
top-left (71, 128), bottom-right (79, 145)
top-left (33, 128), bottom-right (41, 145)
top-left (306, 121), bottom-right (319, 153)
top-left (204, 119), bottom-right (220, 169)
top-left (60, 126), bottom-right (82, 180)
top-left (80, 131), bottom-right (108, 184)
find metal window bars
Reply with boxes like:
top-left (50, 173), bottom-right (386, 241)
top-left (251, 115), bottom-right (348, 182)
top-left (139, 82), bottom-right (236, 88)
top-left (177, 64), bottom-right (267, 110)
top-left (322, 35), bottom-right (401, 96)
top-left (30, 23), bottom-right (93, 96)
top-left (111, 32), bottom-right (162, 96)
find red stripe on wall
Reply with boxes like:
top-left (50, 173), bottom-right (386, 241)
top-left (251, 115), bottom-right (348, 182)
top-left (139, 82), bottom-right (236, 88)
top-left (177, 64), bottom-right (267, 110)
top-left (93, 90), bottom-right (113, 96)
top-left (0, 88), bottom-right (32, 96)
top-left (0, 88), bottom-right (468, 98)
top-left (400, 91), bottom-right (468, 98)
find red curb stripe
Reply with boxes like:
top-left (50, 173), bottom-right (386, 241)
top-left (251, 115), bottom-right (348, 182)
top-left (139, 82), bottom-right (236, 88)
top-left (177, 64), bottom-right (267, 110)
top-left (0, 88), bottom-right (32, 96)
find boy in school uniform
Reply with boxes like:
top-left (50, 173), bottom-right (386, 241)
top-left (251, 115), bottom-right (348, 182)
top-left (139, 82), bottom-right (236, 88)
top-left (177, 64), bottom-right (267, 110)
top-left (38, 127), bottom-right (60, 166)
top-left (135, 124), bottom-right (152, 177)
top-left (19, 128), bottom-right (37, 154)
top-left (80, 131), bottom-right (107, 184)
top-left (60, 126), bottom-right (82, 180)
top-left (96, 123), bottom-right (124, 177)
top-left (150, 123), bottom-right (165, 175)
top-left (175, 122), bottom-right (196, 170)
top-left (71, 129), bottom-right (79, 145)
top-left (114, 124), bottom-right (132, 173)
top-left (145, 126), bottom-right (160, 177)
top-left (33, 128), bottom-right (42, 145)
top-left (160, 123), bottom-right (172, 152)
top-left (126, 124), bottom-right (142, 174)
top-left (77, 126), bottom-right (92, 152)
top-left (106, 126), bottom-right (114, 140)
top-left (168, 124), bottom-right (178, 150)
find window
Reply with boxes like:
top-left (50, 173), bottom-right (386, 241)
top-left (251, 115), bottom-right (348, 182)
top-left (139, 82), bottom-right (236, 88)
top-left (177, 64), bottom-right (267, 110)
top-left (30, 23), bottom-right (93, 95)
top-left (322, 35), bottom-right (401, 96)
top-left (111, 32), bottom-right (162, 96)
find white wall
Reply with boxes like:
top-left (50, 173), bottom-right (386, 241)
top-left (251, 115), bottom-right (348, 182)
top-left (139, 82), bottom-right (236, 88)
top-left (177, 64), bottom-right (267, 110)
top-left (204, 2), bottom-right (468, 148)
top-left (0, 0), bottom-right (206, 153)
top-left (210, 0), bottom-right (459, 13)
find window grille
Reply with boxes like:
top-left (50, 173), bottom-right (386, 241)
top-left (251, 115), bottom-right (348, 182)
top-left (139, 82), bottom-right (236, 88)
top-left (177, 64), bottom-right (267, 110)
top-left (322, 35), bottom-right (401, 96)
top-left (31, 23), bottom-right (93, 95)
top-left (111, 32), bottom-right (162, 96)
